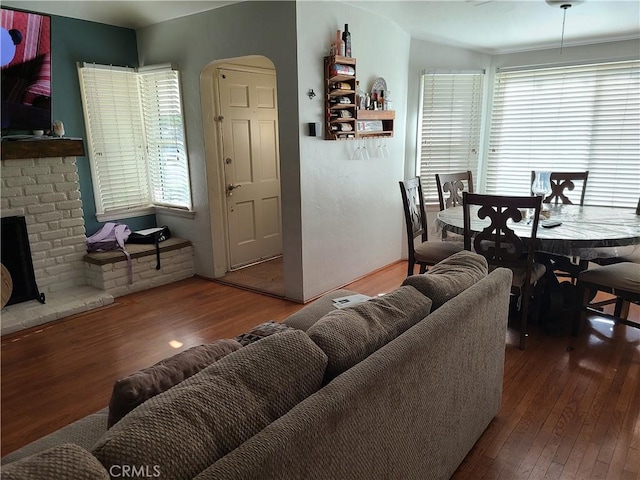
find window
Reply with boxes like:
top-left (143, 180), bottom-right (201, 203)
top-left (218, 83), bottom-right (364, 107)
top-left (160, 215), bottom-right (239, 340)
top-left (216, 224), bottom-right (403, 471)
top-left (78, 63), bottom-right (192, 219)
top-left (486, 59), bottom-right (640, 208)
top-left (417, 71), bottom-right (485, 204)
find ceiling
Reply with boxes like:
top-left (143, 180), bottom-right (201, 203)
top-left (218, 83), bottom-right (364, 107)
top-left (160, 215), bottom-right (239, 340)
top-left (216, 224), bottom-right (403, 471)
top-left (2, 0), bottom-right (639, 54)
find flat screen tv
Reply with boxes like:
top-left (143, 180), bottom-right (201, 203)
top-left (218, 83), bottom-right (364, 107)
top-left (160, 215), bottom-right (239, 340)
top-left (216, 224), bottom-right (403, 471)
top-left (1, 7), bottom-right (51, 133)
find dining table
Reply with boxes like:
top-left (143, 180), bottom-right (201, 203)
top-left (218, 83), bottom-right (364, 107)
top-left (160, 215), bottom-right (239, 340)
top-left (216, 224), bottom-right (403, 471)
top-left (435, 203), bottom-right (640, 262)
top-left (436, 203), bottom-right (640, 331)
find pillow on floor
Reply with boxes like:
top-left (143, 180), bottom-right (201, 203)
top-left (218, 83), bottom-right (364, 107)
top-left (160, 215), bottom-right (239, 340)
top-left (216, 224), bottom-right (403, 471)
top-left (236, 321), bottom-right (294, 346)
top-left (402, 250), bottom-right (488, 309)
top-left (107, 338), bottom-right (242, 428)
top-left (307, 285), bottom-right (432, 380)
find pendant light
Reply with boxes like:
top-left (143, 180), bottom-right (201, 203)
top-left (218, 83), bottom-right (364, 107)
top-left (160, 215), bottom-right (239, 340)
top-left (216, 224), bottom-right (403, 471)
top-left (545, 0), bottom-right (583, 53)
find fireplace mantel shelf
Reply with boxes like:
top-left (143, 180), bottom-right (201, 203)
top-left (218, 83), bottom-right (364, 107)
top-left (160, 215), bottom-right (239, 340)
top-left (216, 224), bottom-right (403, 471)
top-left (1, 138), bottom-right (85, 160)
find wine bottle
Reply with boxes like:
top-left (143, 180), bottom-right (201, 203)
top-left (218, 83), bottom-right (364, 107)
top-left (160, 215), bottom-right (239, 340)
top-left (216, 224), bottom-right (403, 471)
top-left (342, 24), bottom-right (351, 57)
top-left (380, 90), bottom-right (385, 111)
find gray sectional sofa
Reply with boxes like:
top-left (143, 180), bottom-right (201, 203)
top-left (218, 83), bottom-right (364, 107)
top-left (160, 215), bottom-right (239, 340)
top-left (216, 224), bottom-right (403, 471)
top-left (1, 251), bottom-right (513, 480)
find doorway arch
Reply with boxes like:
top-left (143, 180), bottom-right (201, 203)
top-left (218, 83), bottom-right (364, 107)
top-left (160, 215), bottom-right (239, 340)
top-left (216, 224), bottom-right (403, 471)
top-left (200, 55), bottom-right (284, 294)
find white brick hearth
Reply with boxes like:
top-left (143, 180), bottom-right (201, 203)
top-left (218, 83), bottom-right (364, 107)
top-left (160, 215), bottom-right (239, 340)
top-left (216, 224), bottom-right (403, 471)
top-left (1, 156), bottom-right (114, 335)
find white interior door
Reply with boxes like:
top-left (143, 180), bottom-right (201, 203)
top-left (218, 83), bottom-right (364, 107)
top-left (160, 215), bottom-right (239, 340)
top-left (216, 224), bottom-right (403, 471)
top-left (218, 68), bottom-right (282, 270)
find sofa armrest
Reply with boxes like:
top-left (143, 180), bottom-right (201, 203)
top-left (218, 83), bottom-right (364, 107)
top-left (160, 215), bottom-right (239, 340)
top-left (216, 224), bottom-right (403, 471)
top-left (1, 409), bottom-right (108, 466)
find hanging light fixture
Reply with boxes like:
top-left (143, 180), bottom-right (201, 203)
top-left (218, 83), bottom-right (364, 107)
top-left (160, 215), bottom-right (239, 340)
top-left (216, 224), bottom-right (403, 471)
top-left (546, 0), bottom-right (583, 53)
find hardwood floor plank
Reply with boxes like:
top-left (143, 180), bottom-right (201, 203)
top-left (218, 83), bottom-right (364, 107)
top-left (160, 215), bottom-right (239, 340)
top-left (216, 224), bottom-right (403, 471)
top-left (2, 261), bottom-right (639, 480)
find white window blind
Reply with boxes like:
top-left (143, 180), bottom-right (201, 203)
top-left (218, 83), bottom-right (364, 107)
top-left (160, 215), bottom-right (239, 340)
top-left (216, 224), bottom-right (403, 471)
top-left (138, 68), bottom-right (191, 209)
top-left (417, 71), bottom-right (484, 204)
top-left (486, 60), bottom-right (640, 208)
top-left (78, 63), bottom-right (192, 217)
top-left (78, 65), bottom-right (149, 213)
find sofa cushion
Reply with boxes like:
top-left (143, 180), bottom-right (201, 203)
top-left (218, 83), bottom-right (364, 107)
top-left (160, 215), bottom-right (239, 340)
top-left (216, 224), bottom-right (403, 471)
top-left (92, 330), bottom-right (327, 480)
top-left (307, 285), bottom-right (432, 380)
top-left (1, 444), bottom-right (109, 479)
top-left (284, 289), bottom-right (358, 331)
top-left (402, 250), bottom-right (488, 309)
top-left (107, 338), bottom-right (243, 428)
top-left (235, 321), bottom-right (294, 346)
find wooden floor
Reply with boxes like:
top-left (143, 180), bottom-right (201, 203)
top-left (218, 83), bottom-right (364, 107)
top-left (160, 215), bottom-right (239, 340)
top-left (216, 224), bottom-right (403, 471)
top-left (1, 261), bottom-right (639, 479)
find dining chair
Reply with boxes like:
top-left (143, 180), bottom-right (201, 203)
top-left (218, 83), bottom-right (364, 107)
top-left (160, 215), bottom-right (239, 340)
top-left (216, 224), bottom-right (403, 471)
top-left (462, 192), bottom-right (546, 349)
top-left (572, 262), bottom-right (640, 336)
top-left (399, 177), bottom-right (464, 277)
top-left (530, 171), bottom-right (590, 283)
top-left (530, 171), bottom-right (589, 206)
top-left (436, 171), bottom-right (474, 211)
top-left (435, 171), bottom-right (474, 241)
top-left (591, 198), bottom-right (640, 266)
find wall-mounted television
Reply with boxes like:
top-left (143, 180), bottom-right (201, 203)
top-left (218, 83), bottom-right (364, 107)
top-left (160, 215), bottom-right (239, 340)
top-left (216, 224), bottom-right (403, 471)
top-left (1, 7), bottom-right (51, 133)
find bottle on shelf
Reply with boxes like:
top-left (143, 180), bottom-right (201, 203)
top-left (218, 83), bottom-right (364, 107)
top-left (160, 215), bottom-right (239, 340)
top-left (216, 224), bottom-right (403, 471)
top-left (380, 90), bottom-right (385, 111)
top-left (356, 81), bottom-right (365, 110)
top-left (342, 24), bottom-right (352, 57)
top-left (337, 30), bottom-right (345, 56)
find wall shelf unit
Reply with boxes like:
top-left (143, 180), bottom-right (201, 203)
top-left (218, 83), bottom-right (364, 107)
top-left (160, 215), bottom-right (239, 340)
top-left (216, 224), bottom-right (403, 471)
top-left (323, 55), bottom-right (395, 140)
top-left (356, 110), bottom-right (395, 138)
top-left (324, 55), bottom-right (357, 140)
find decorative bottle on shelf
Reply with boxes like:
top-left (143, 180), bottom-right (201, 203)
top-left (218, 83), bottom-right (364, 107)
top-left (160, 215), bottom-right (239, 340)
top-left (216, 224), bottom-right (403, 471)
top-left (379, 90), bottom-right (385, 110)
top-left (356, 81), bottom-right (365, 110)
top-left (336, 30), bottom-right (345, 56)
top-left (342, 24), bottom-right (351, 57)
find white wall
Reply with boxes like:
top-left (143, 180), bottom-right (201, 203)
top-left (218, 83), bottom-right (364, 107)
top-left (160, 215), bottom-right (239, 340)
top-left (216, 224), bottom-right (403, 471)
top-left (135, 2), bottom-right (305, 300)
top-left (295, 2), bottom-right (411, 300)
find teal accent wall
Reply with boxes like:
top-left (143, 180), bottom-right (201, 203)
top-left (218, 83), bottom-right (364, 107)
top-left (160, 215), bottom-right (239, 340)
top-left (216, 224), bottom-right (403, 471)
top-left (50, 15), bottom-right (155, 236)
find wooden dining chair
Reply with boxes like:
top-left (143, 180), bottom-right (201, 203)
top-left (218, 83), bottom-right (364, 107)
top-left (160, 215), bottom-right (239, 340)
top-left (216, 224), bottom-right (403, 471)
top-left (572, 262), bottom-right (640, 336)
top-left (530, 171), bottom-right (589, 206)
top-left (592, 198), bottom-right (640, 266)
top-left (530, 171), bottom-right (590, 283)
top-left (435, 171), bottom-right (474, 241)
top-left (436, 171), bottom-right (474, 211)
top-left (462, 192), bottom-right (546, 349)
top-left (399, 177), bottom-right (464, 277)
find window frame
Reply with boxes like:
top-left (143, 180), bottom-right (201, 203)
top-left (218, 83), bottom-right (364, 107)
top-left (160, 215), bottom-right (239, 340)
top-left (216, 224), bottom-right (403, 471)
top-left (484, 59), bottom-right (640, 208)
top-left (78, 62), bottom-right (193, 221)
top-left (416, 70), bottom-right (485, 205)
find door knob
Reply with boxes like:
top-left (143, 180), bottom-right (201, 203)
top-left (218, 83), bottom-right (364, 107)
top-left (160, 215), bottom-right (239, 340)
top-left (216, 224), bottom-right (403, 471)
top-left (227, 183), bottom-right (242, 196)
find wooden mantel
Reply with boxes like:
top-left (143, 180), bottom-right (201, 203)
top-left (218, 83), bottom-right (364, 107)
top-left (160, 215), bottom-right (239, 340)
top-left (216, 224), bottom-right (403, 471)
top-left (1, 138), bottom-right (85, 161)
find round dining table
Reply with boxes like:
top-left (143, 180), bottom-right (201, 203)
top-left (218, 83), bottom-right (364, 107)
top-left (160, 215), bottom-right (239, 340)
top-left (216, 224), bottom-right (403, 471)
top-left (435, 204), bottom-right (640, 261)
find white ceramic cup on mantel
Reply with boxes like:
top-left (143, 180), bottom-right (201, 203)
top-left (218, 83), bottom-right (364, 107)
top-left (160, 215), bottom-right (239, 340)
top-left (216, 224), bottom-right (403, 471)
top-left (52, 120), bottom-right (65, 137)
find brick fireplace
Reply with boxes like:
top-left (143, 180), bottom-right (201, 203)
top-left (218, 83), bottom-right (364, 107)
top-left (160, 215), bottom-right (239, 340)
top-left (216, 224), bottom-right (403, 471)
top-left (1, 140), bottom-right (113, 335)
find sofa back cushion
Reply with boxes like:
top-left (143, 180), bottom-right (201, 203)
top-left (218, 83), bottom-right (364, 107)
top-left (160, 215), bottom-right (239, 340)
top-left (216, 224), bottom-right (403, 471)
top-left (92, 330), bottom-right (327, 479)
top-left (107, 338), bottom-right (243, 427)
top-left (1, 444), bottom-right (109, 480)
top-left (306, 285), bottom-right (432, 380)
top-left (284, 289), bottom-right (359, 331)
top-left (402, 250), bottom-right (488, 309)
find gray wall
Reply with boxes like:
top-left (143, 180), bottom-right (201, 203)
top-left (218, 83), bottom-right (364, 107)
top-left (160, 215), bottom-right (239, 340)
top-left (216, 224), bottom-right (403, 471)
top-left (136, 1), bottom-right (303, 297)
